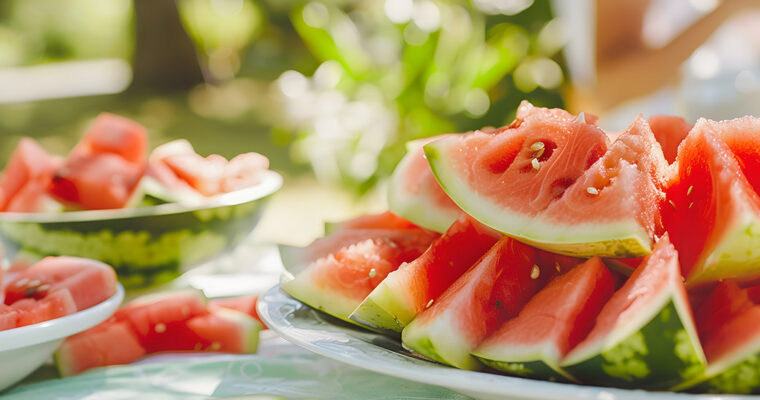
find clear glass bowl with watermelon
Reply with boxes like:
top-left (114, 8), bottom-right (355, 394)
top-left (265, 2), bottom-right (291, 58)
top-left (272, 104), bottom-right (760, 395)
top-left (0, 113), bottom-right (282, 288)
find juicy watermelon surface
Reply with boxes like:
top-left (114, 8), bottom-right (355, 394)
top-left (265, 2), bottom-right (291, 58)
top-left (0, 138), bottom-right (59, 212)
top-left (473, 257), bottom-right (615, 381)
top-left (349, 214), bottom-right (500, 333)
top-left (647, 115), bottom-right (691, 164)
top-left (425, 103), bottom-right (666, 258)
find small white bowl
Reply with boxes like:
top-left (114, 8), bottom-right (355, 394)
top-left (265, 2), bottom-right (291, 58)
top-left (0, 284), bottom-right (124, 391)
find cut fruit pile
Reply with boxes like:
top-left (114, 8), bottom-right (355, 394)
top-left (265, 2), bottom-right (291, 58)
top-left (282, 103), bottom-right (760, 394)
top-left (1, 256), bottom-right (117, 330)
top-left (0, 113), bottom-right (270, 212)
top-left (55, 291), bottom-right (265, 377)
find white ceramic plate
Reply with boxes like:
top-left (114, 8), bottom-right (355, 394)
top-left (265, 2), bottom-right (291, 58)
top-left (258, 285), bottom-right (754, 400)
top-left (0, 284), bottom-right (124, 391)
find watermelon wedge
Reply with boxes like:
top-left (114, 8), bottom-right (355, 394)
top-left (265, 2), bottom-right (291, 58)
top-left (281, 230), bottom-right (437, 323)
top-left (387, 135), bottom-right (463, 233)
top-left (677, 282), bottom-right (760, 394)
top-left (401, 237), bottom-right (554, 370)
top-left (349, 215), bottom-right (500, 333)
top-left (425, 102), bottom-right (666, 257)
top-left (0, 138), bottom-right (60, 213)
top-left (324, 211), bottom-right (418, 235)
top-left (472, 257), bottom-right (615, 382)
top-left (561, 235), bottom-right (705, 390)
top-left (55, 320), bottom-right (146, 377)
top-left (208, 295), bottom-right (265, 327)
top-left (663, 118), bottom-right (760, 287)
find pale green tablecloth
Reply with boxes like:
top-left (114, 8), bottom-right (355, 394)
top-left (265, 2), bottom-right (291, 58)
top-left (4, 333), bottom-right (472, 400)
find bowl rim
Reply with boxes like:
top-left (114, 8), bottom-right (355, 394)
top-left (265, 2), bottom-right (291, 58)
top-left (0, 170), bottom-right (283, 224)
top-left (0, 283), bottom-right (125, 351)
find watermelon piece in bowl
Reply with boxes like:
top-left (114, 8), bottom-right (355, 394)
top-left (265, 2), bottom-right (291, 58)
top-left (349, 214), bottom-right (500, 333)
top-left (387, 135), bottom-right (464, 233)
top-left (560, 234), bottom-right (705, 390)
top-left (663, 118), bottom-right (760, 288)
top-left (0, 138), bottom-right (61, 213)
top-left (281, 228), bottom-right (437, 324)
top-left (648, 115), bottom-right (692, 164)
top-left (401, 237), bottom-right (557, 370)
top-left (472, 257), bottom-right (616, 382)
top-left (425, 102), bottom-right (667, 258)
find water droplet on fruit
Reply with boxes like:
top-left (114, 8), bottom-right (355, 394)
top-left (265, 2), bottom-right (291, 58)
top-left (368, 268), bottom-right (377, 278)
top-left (531, 265), bottom-right (540, 279)
top-left (155, 323), bottom-right (167, 333)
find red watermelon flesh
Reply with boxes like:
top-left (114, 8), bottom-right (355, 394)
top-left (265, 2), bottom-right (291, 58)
top-left (401, 237), bottom-right (556, 370)
top-left (695, 281), bottom-right (754, 344)
top-left (162, 153), bottom-right (225, 196)
top-left (663, 120), bottom-right (760, 287)
top-left (711, 116), bottom-right (760, 197)
top-left (49, 153), bottom-right (144, 210)
top-left (542, 116), bottom-right (668, 248)
top-left (349, 214), bottom-right (501, 332)
top-left (702, 305), bottom-right (760, 364)
top-left (221, 152), bottom-right (270, 192)
top-left (281, 231), bottom-right (437, 322)
top-left (73, 113), bottom-right (148, 165)
top-left (208, 295), bottom-right (265, 327)
top-left (473, 257), bottom-right (615, 377)
top-left (114, 291), bottom-right (207, 347)
top-left (5, 257), bottom-right (117, 311)
top-left (12, 289), bottom-right (77, 328)
top-left (0, 305), bottom-right (17, 331)
top-left (184, 308), bottom-right (260, 353)
top-left (648, 115), bottom-right (692, 164)
top-left (0, 138), bottom-right (59, 212)
top-left (55, 320), bottom-right (146, 377)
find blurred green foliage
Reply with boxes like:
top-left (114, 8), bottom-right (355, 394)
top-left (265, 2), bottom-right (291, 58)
top-left (0, 0), bottom-right (565, 191)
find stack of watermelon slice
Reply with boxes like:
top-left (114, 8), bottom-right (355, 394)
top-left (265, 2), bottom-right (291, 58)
top-left (282, 102), bottom-right (760, 394)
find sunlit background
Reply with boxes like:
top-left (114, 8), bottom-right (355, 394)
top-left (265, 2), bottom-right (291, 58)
top-left (0, 0), bottom-right (758, 242)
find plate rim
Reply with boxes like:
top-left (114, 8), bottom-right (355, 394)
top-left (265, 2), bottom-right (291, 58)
top-left (258, 284), bottom-right (754, 400)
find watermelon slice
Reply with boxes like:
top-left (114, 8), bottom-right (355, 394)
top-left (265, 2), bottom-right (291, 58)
top-left (472, 257), bottom-right (615, 382)
top-left (425, 102), bottom-right (667, 257)
top-left (184, 308), bottom-right (261, 353)
top-left (648, 115), bottom-right (691, 164)
top-left (717, 116), bottom-right (760, 196)
top-left (279, 227), bottom-right (437, 273)
top-left (11, 290), bottom-right (77, 328)
top-left (0, 138), bottom-right (60, 212)
top-left (4, 256), bottom-right (117, 312)
top-left (663, 119), bottom-right (760, 287)
top-left (387, 135), bottom-right (463, 233)
top-left (281, 230), bottom-right (436, 323)
top-left (349, 214), bottom-right (500, 333)
top-left (561, 235), bottom-right (705, 390)
top-left (55, 320), bottom-right (146, 377)
top-left (676, 282), bottom-right (760, 394)
top-left (401, 237), bottom-right (555, 370)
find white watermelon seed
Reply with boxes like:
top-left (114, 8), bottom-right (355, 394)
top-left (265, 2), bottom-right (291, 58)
top-left (531, 265), bottom-right (540, 279)
top-left (586, 187), bottom-right (599, 196)
top-left (368, 268), bottom-right (377, 278)
top-left (531, 158), bottom-right (540, 171)
top-left (555, 262), bottom-right (561, 272)
top-left (28, 280), bottom-right (41, 288)
top-left (37, 284), bottom-right (51, 292)
top-left (426, 299), bottom-right (434, 308)
top-left (689, 202), bottom-right (694, 209)
top-left (194, 343), bottom-right (203, 351)
top-left (530, 142), bottom-right (545, 151)
top-left (154, 323), bottom-right (167, 334)
top-left (535, 147), bottom-right (545, 158)
top-left (669, 200), bottom-right (677, 209)
top-left (211, 342), bottom-right (221, 351)
top-left (575, 112), bottom-right (586, 124)
top-left (687, 185), bottom-right (693, 196)
top-left (14, 278), bottom-right (29, 287)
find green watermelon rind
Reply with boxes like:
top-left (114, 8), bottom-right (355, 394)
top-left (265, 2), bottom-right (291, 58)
top-left (687, 207), bottom-right (760, 288)
top-left (211, 307), bottom-right (263, 353)
top-left (0, 199), bottom-right (264, 289)
top-left (424, 141), bottom-right (652, 258)
top-left (402, 307), bottom-right (481, 370)
top-left (387, 139), bottom-right (460, 234)
top-left (560, 287), bottom-right (706, 390)
top-left (348, 278), bottom-right (410, 334)
top-left (475, 357), bottom-right (574, 383)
